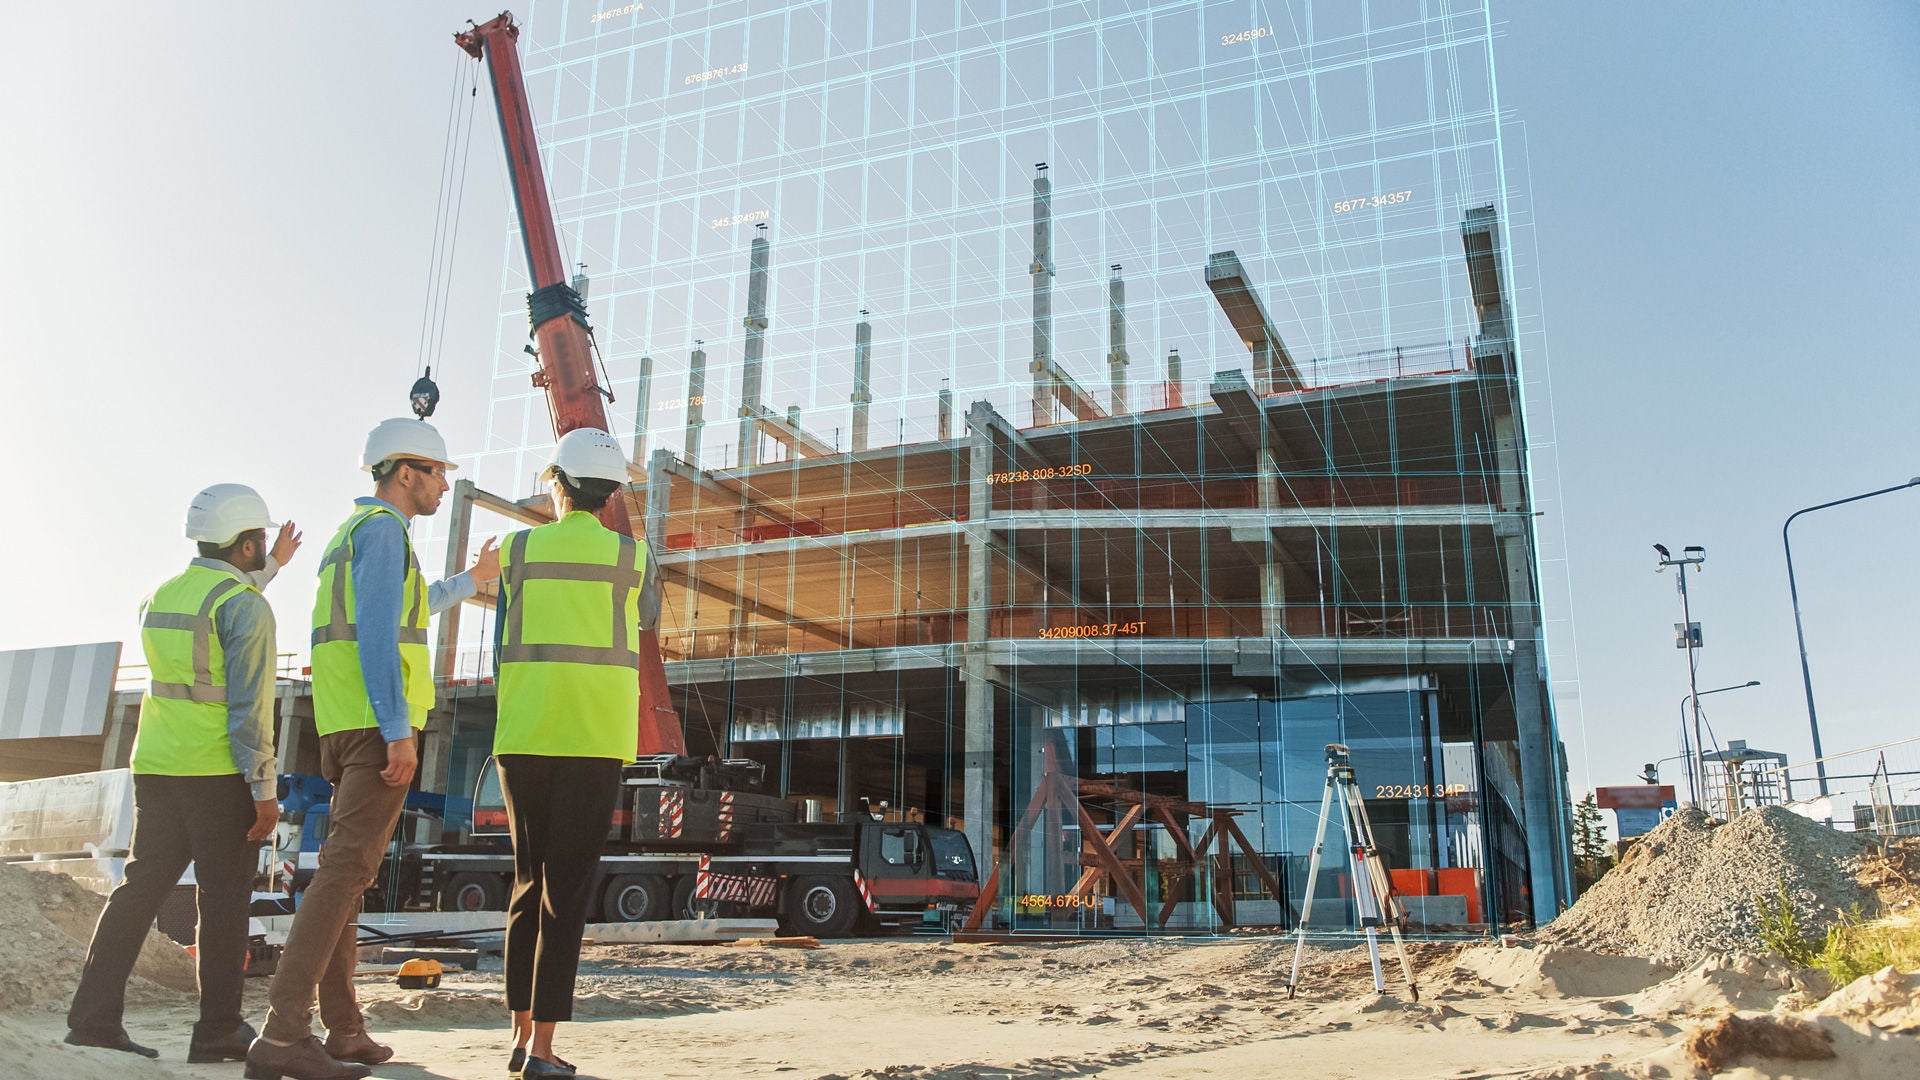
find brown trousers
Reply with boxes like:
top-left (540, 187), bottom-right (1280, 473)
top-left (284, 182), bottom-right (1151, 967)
top-left (262, 728), bottom-right (411, 1042)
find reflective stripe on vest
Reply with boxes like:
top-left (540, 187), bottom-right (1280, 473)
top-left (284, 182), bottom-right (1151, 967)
top-left (493, 512), bottom-right (644, 762)
top-left (310, 504), bottom-right (434, 736)
top-left (130, 565), bottom-right (256, 776)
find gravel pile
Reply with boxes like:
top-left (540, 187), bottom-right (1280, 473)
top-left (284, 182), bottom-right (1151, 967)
top-left (0, 861), bottom-right (195, 1012)
top-left (1540, 806), bottom-right (1872, 967)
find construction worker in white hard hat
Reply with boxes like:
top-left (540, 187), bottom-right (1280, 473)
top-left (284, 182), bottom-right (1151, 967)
top-left (493, 427), bottom-right (657, 1078)
top-left (251, 419), bottom-right (500, 1080)
top-left (68, 485), bottom-right (297, 1063)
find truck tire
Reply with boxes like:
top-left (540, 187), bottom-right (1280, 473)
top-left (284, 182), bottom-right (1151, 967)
top-left (786, 876), bottom-right (859, 937)
top-left (669, 874), bottom-right (697, 919)
top-left (668, 873), bottom-right (720, 919)
top-left (439, 871), bottom-right (507, 913)
top-left (602, 874), bottom-right (669, 922)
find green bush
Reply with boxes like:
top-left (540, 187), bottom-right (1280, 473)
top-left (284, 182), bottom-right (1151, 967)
top-left (1756, 881), bottom-right (1818, 968)
top-left (1756, 881), bottom-right (1906, 988)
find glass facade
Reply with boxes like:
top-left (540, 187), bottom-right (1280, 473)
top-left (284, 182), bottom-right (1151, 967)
top-left (439, 0), bottom-right (1570, 931)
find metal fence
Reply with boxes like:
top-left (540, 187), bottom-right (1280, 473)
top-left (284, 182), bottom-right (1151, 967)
top-left (1756, 735), bottom-right (1920, 839)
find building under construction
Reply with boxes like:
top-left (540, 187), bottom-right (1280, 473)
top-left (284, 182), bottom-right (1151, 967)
top-left (77, 1), bottom-right (1575, 929)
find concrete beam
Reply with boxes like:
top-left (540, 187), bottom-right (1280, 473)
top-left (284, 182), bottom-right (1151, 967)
top-left (747, 404), bottom-right (835, 460)
top-left (1205, 250), bottom-right (1304, 394)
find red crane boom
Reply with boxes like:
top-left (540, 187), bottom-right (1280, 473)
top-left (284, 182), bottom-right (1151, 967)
top-left (456, 11), bottom-right (686, 756)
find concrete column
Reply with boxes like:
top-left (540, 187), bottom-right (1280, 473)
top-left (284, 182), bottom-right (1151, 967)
top-left (962, 400), bottom-right (1000, 900)
top-left (937, 381), bottom-right (953, 441)
top-left (630, 353), bottom-right (653, 467)
top-left (736, 226), bottom-right (771, 468)
top-left (1029, 165), bottom-right (1054, 428)
top-left (685, 343), bottom-right (708, 464)
top-left (435, 479), bottom-right (475, 682)
top-left (1107, 266), bottom-right (1130, 416)
top-left (1165, 348), bottom-right (1184, 409)
top-left (850, 313), bottom-right (872, 452)
top-left (1493, 408), bottom-right (1565, 924)
top-left (99, 695), bottom-right (140, 770)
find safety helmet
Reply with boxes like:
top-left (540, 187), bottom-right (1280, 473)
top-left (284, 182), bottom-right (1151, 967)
top-left (183, 484), bottom-right (278, 546)
top-left (541, 427), bottom-right (629, 485)
top-left (361, 418), bottom-right (459, 473)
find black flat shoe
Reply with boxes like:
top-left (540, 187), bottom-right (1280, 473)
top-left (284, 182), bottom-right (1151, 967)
top-left (509, 1047), bottom-right (526, 1075)
top-left (190, 1020), bottom-right (258, 1063)
top-left (522, 1054), bottom-right (576, 1077)
top-left (64, 1029), bottom-right (159, 1059)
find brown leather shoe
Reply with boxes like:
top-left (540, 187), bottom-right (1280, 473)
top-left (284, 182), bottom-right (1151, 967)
top-left (323, 1028), bottom-right (395, 1066)
top-left (243, 1035), bottom-right (371, 1080)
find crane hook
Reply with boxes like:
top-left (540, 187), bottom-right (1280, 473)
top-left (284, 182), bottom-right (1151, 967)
top-left (410, 367), bottom-right (441, 418)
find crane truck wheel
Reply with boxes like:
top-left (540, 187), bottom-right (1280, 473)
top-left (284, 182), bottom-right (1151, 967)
top-left (601, 874), bottom-right (669, 922)
top-left (786, 876), bottom-right (859, 938)
top-left (439, 871), bottom-right (507, 912)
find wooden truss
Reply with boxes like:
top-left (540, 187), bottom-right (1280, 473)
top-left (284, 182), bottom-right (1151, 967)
top-left (962, 734), bottom-right (1293, 932)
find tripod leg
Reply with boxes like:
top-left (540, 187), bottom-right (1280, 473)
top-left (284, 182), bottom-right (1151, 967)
top-left (1286, 775), bottom-right (1340, 999)
top-left (1349, 781), bottom-right (1421, 1001)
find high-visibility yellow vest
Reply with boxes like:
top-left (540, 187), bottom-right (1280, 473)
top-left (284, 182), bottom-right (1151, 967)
top-left (310, 504), bottom-right (433, 737)
top-left (494, 511), bottom-right (644, 762)
top-left (129, 564), bottom-right (258, 777)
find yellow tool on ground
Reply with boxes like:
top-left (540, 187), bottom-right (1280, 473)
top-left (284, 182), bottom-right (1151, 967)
top-left (396, 957), bottom-right (443, 989)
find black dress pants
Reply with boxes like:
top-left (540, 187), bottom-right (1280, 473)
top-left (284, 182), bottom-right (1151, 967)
top-left (68, 773), bottom-right (259, 1039)
top-left (498, 754), bottom-right (621, 1022)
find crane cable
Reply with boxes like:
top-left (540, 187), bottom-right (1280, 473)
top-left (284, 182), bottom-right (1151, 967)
top-left (412, 50), bottom-right (481, 414)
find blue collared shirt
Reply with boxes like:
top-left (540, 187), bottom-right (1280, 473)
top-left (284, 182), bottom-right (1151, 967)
top-left (346, 496), bottom-right (475, 742)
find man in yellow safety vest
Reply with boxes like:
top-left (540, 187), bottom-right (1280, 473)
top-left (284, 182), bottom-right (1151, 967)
top-left (249, 419), bottom-right (497, 1080)
top-left (67, 485), bottom-right (297, 1062)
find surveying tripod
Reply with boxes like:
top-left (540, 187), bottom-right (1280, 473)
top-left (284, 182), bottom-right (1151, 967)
top-left (1285, 743), bottom-right (1418, 1000)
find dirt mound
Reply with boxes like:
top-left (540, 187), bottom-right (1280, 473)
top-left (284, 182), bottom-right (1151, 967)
top-left (1814, 965), bottom-right (1920, 1033)
top-left (1539, 806), bottom-right (1872, 966)
top-left (0, 861), bottom-right (196, 1012)
top-left (1455, 943), bottom-right (1671, 998)
top-left (1630, 953), bottom-right (1795, 1018)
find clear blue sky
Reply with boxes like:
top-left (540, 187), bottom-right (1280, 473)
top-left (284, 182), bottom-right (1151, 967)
top-left (1, 3), bottom-right (1913, 802)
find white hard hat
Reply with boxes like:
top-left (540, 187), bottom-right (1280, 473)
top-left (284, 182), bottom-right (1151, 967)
top-left (542, 427), bottom-right (629, 484)
top-left (361, 417), bottom-right (459, 472)
top-left (184, 484), bottom-right (278, 546)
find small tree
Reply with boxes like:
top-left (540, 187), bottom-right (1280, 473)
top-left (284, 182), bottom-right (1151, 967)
top-left (1571, 792), bottom-right (1614, 896)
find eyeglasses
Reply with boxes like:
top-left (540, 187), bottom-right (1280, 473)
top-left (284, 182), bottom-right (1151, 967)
top-left (404, 461), bottom-right (448, 480)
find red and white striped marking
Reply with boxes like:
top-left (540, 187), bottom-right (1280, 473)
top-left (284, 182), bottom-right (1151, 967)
top-left (658, 790), bottom-right (685, 838)
top-left (717, 791), bottom-right (735, 841)
top-left (851, 869), bottom-right (877, 912)
top-left (694, 854), bottom-right (713, 899)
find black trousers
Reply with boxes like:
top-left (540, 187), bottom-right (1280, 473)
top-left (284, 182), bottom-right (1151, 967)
top-left (69, 773), bottom-right (259, 1039)
top-left (498, 754), bottom-right (621, 1022)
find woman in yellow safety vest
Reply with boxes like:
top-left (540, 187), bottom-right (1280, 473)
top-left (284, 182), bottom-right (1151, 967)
top-left (492, 428), bottom-right (649, 1079)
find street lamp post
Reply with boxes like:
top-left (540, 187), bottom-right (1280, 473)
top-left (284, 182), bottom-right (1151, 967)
top-left (1655, 544), bottom-right (1708, 805)
top-left (1783, 478), bottom-right (1920, 797)
top-left (1674, 681), bottom-right (1761, 805)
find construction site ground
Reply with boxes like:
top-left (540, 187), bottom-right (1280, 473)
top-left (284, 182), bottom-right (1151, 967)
top-left (3, 934), bottom-right (1919, 1080)
top-left (4, 812), bottom-right (1919, 1078)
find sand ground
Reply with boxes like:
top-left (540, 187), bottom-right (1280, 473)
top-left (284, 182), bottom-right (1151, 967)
top-left (9, 935), bottom-right (1914, 1080)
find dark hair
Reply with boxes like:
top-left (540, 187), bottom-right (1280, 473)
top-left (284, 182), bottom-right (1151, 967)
top-left (560, 474), bottom-right (621, 512)
top-left (198, 529), bottom-right (264, 561)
